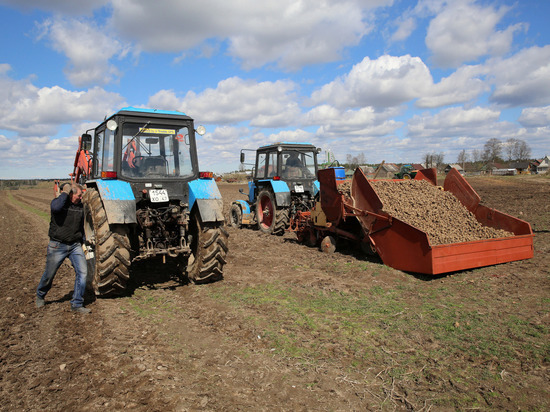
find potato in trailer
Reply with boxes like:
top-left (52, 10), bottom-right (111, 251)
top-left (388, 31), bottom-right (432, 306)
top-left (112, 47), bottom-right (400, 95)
top-left (297, 167), bottom-right (534, 275)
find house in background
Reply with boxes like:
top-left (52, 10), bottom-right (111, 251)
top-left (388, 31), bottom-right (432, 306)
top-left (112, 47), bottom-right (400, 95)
top-left (374, 163), bottom-right (399, 178)
top-left (444, 164), bottom-right (464, 175)
top-left (511, 161), bottom-right (531, 174)
top-left (532, 155), bottom-right (550, 174)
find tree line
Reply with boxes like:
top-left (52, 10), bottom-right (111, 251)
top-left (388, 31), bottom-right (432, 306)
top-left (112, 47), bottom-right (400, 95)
top-left (342, 138), bottom-right (533, 172)
top-left (0, 180), bottom-right (38, 189)
top-left (457, 138), bottom-right (531, 166)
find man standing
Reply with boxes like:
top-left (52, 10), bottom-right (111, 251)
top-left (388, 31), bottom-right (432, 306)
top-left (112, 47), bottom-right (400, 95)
top-left (36, 182), bottom-right (91, 314)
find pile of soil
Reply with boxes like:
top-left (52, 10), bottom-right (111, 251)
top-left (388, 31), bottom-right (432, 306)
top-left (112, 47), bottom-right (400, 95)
top-left (340, 180), bottom-right (512, 245)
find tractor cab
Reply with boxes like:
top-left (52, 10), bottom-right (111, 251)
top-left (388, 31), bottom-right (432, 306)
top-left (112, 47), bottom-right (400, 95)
top-left (82, 107), bottom-right (205, 201)
top-left (242, 142), bottom-right (321, 201)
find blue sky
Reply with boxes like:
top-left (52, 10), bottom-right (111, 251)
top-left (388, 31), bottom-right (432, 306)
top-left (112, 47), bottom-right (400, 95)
top-left (0, 0), bottom-right (549, 178)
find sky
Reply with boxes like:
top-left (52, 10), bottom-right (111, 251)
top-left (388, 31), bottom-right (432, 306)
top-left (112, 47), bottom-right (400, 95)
top-left (0, 0), bottom-right (549, 179)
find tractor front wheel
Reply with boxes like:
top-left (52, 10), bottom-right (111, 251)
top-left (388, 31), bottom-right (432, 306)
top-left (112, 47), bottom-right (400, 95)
top-left (228, 204), bottom-right (242, 229)
top-left (187, 214), bottom-right (229, 283)
top-left (256, 190), bottom-right (288, 236)
top-left (83, 188), bottom-right (132, 297)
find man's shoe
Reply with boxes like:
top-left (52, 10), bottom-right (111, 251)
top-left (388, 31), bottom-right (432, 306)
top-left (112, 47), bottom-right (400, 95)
top-left (71, 306), bottom-right (91, 314)
top-left (36, 297), bottom-right (45, 308)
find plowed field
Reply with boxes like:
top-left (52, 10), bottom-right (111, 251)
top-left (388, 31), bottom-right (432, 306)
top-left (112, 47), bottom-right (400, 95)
top-left (1, 176), bottom-right (548, 411)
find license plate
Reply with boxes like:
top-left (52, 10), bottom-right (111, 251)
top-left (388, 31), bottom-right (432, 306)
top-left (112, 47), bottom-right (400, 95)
top-left (294, 185), bottom-right (304, 193)
top-left (149, 189), bottom-right (169, 203)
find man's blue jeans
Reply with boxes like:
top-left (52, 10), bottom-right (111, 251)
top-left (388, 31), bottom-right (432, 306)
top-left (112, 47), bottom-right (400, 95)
top-left (37, 240), bottom-right (87, 308)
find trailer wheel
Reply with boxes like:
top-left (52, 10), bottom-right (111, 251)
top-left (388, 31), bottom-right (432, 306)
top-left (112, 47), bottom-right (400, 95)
top-left (83, 188), bottom-right (132, 297)
top-left (320, 236), bottom-right (336, 253)
top-left (256, 189), bottom-right (287, 235)
top-left (228, 204), bottom-right (242, 229)
top-left (187, 214), bottom-right (229, 283)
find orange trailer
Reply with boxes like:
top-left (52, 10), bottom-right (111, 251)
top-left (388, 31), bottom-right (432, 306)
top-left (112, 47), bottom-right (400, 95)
top-left (291, 167), bottom-right (534, 275)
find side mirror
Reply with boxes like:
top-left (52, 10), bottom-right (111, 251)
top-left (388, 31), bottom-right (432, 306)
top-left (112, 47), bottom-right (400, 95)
top-left (240, 152), bottom-right (245, 163)
top-left (316, 147), bottom-right (322, 154)
top-left (81, 134), bottom-right (92, 151)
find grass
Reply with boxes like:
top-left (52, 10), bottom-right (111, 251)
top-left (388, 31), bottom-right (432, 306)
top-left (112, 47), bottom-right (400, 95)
top-left (197, 277), bottom-right (550, 410)
top-left (6, 191), bottom-right (50, 221)
top-left (122, 289), bottom-right (177, 319)
top-left (205, 279), bottom-right (549, 384)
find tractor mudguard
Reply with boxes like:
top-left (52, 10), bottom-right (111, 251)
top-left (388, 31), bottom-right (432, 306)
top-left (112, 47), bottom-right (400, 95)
top-left (233, 199), bottom-right (254, 225)
top-left (95, 179), bottom-right (137, 224)
top-left (257, 179), bottom-right (290, 207)
top-left (188, 179), bottom-right (224, 223)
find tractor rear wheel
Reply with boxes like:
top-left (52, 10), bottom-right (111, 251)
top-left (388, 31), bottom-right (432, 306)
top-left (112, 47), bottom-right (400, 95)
top-left (187, 214), bottom-right (229, 283)
top-left (83, 188), bottom-right (132, 296)
top-left (256, 189), bottom-right (287, 236)
top-left (402, 173), bottom-right (411, 179)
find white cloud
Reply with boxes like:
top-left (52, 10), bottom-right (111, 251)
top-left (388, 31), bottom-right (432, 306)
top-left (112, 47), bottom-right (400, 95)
top-left (0, 81), bottom-right (125, 136)
top-left (426, 0), bottom-right (524, 67)
top-left (518, 106), bottom-right (550, 128)
top-left (37, 17), bottom-right (129, 87)
top-left (148, 77), bottom-right (301, 127)
top-left (304, 105), bottom-right (402, 137)
top-left (488, 45), bottom-right (550, 107)
top-left (0, 0), bottom-right (108, 14)
top-left (391, 17), bottom-right (416, 42)
top-left (0, 134), bottom-right (11, 150)
top-left (110, 0), bottom-right (392, 70)
top-left (407, 106), bottom-right (501, 138)
top-left (310, 55), bottom-right (432, 108)
top-left (416, 64), bottom-right (488, 108)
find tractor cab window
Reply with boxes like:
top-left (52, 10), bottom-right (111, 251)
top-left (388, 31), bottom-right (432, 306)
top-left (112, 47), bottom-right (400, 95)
top-left (94, 128), bottom-right (116, 177)
top-left (282, 149), bottom-right (315, 179)
top-left (120, 123), bottom-right (193, 179)
top-left (256, 153), bottom-right (267, 179)
top-left (267, 152), bottom-right (278, 177)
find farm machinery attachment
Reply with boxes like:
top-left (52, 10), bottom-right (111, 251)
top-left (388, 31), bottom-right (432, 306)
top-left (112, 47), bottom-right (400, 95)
top-left (66, 107), bottom-right (228, 296)
top-left (290, 167), bottom-right (534, 275)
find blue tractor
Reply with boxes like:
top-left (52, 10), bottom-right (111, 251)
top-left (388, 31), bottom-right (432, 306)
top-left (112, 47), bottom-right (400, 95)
top-left (72, 107), bottom-right (228, 296)
top-left (228, 142), bottom-right (321, 235)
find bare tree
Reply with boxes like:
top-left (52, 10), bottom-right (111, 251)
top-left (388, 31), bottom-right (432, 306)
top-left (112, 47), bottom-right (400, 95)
top-left (505, 138), bottom-right (519, 161)
top-left (423, 153), bottom-right (434, 168)
top-left (483, 138), bottom-right (503, 163)
top-left (472, 149), bottom-right (481, 163)
top-left (423, 152), bottom-right (445, 169)
top-left (504, 138), bottom-right (531, 161)
top-left (345, 152), bottom-right (366, 169)
top-left (434, 152), bottom-right (445, 169)
top-left (457, 149), bottom-right (468, 170)
top-left (514, 140), bottom-right (531, 161)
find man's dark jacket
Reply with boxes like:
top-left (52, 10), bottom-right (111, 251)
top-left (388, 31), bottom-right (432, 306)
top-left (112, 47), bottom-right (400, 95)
top-left (48, 193), bottom-right (84, 244)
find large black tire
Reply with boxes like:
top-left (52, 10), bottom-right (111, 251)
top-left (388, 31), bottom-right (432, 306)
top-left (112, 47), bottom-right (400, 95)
top-left (256, 190), bottom-right (288, 236)
top-left (187, 214), bottom-right (229, 283)
top-left (228, 203), bottom-right (242, 229)
top-left (83, 188), bottom-right (132, 296)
